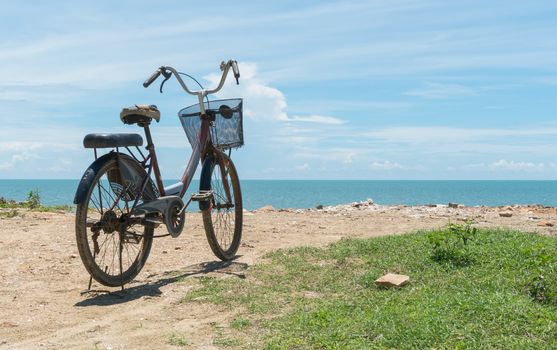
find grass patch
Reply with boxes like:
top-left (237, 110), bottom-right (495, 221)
top-left (167, 333), bottom-right (189, 347)
top-left (0, 190), bottom-right (73, 213)
top-left (0, 209), bottom-right (19, 218)
top-left (230, 316), bottom-right (252, 330)
top-left (183, 228), bottom-right (557, 349)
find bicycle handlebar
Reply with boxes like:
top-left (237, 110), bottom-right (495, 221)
top-left (143, 60), bottom-right (240, 97)
top-left (143, 68), bottom-right (162, 88)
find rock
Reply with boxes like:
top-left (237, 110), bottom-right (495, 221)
top-left (258, 205), bottom-right (274, 212)
top-left (350, 199), bottom-right (374, 209)
top-left (315, 204), bottom-right (324, 210)
top-left (426, 204), bottom-right (437, 207)
top-left (499, 212), bottom-right (513, 217)
top-left (375, 273), bottom-right (410, 288)
top-left (448, 203), bottom-right (459, 208)
top-left (537, 221), bottom-right (554, 227)
top-left (1, 321), bottom-right (18, 328)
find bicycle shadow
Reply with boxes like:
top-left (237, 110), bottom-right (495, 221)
top-left (74, 259), bottom-right (248, 307)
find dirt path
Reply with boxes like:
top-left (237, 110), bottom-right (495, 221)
top-left (1, 203), bottom-right (556, 349)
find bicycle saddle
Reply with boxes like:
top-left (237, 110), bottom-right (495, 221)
top-left (120, 104), bottom-right (160, 125)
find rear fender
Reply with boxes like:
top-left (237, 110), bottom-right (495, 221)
top-left (73, 152), bottom-right (157, 204)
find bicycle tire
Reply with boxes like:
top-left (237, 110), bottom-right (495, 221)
top-left (75, 155), bottom-right (154, 287)
top-left (199, 152), bottom-right (243, 260)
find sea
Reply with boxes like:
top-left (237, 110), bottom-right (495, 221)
top-left (1, 180), bottom-right (557, 210)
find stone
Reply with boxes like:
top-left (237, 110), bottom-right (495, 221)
top-left (258, 205), bottom-right (274, 212)
top-left (315, 204), bottom-right (324, 210)
top-left (499, 212), bottom-right (513, 217)
top-left (1, 321), bottom-right (18, 328)
top-left (537, 221), bottom-right (554, 227)
top-left (426, 204), bottom-right (437, 207)
top-left (448, 203), bottom-right (459, 208)
top-left (375, 273), bottom-right (410, 288)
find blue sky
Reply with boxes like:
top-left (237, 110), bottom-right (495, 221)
top-left (0, 1), bottom-right (556, 180)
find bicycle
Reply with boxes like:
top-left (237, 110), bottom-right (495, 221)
top-left (73, 60), bottom-right (243, 287)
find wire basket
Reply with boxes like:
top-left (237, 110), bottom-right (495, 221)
top-left (178, 98), bottom-right (244, 150)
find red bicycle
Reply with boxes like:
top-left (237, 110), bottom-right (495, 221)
top-left (73, 60), bottom-right (243, 287)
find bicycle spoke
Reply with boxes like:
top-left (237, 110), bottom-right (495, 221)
top-left (99, 182), bottom-right (123, 213)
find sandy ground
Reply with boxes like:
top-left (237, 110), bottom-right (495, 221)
top-left (1, 202), bottom-right (556, 349)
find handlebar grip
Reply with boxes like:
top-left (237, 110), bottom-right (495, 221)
top-left (143, 69), bottom-right (162, 88)
top-left (231, 61), bottom-right (240, 85)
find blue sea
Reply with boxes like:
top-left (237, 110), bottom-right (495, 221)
top-left (1, 180), bottom-right (557, 209)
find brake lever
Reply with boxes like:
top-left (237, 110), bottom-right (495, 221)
top-left (159, 69), bottom-right (172, 93)
top-left (231, 60), bottom-right (240, 85)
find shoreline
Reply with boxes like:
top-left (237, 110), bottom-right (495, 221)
top-left (4, 179), bottom-right (557, 209)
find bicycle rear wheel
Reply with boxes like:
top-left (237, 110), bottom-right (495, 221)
top-left (199, 153), bottom-right (243, 260)
top-left (75, 155), bottom-right (154, 287)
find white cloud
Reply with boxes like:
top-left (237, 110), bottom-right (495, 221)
top-left (288, 115), bottom-right (345, 125)
top-left (365, 125), bottom-right (557, 144)
top-left (295, 163), bottom-right (310, 171)
top-left (490, 159), bottom-right (545, 172)
top-left (463, 159), bottom-right (551, 172)
top-left (405, 82), bottom-right (475, 99)
top-left (47, 159), bottom-right (73, 172)
top-left (206, 63), bottom-right (344, 125)
top-left (344, 152), bottom-right (355, 165)
top-left (0, 143), bottom-right (40, 170)
top-left (205, 62), bottom-right (287, 121)
top-left (0, 141), bottom-right (43, 152)
top-left (370, 160), bottom-right (403, 170)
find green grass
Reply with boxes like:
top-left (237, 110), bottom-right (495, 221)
top-left (182, 228), bottom-right (557, 349)
top-left (167, 333), bottom-right (189, 347)
top-left (0, 190), bottom-right (73, 214)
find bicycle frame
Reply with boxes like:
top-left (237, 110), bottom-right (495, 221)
top-left (135, 111), bottom-right (215, 199)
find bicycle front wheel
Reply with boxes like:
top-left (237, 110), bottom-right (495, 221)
top-left (199, 153), bottom-right (243, 260)
top-left (75, 155), bottom-right (154, 287)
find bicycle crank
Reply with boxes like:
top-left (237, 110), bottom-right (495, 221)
top-left (164, 197), bottom-right (185, 238)
top-left (132, 196), bottom-right (185, 237)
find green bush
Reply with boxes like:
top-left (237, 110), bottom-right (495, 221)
top-left (0, 197), bottom-right (17, 208)
top-left (525, 244), bottom-right (557, 304)
top-left (26, 189), bottom-right (41, 209)
top-left (427, 221), bottom-right (477, 266)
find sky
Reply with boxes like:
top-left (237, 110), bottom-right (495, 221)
top-left (0, 0), bottom-right (556, 180)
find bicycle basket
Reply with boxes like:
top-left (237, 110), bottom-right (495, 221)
top-left (178, 98), bottom-right (244, 150)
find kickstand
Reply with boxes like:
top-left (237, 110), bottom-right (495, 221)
top-left (88, 274), bottom-right (93, 291)
top-left (81, 274), bottom-right (126, 296)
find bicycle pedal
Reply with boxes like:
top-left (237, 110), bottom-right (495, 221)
top-left (191, 190), bottom-right (213, 202)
